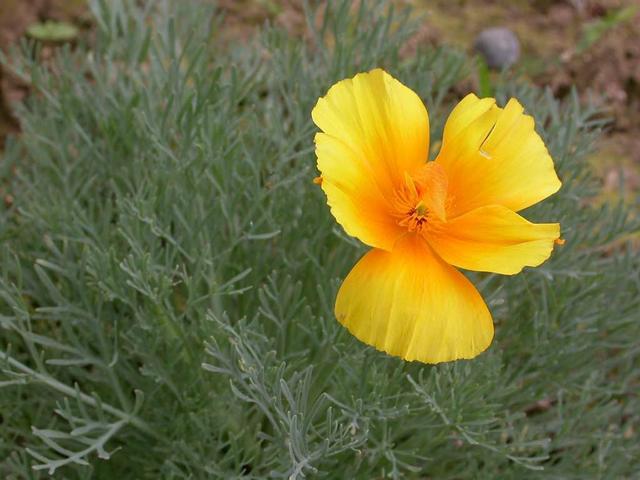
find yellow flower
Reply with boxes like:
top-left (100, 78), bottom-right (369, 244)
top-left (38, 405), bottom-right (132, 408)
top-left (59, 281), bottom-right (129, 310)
top-left (312, 69), bottom-right (562, 364)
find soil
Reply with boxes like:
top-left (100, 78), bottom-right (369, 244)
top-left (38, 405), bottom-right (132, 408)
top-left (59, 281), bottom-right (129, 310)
top-left (0, 0), bottom-right (87, 147)
top-left (1, 0), bottom-right (638, 198)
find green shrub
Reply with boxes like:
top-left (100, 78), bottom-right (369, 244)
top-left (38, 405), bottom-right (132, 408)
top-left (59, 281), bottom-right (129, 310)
top-left (1, 1), bottom-right (638, 478)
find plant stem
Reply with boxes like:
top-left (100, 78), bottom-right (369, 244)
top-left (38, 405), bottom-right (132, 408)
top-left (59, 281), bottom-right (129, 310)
top-left (0, 349), bottom-right (160, 441)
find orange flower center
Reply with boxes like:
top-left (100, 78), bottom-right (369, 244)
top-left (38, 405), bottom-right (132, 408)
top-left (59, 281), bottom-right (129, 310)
top-left (392, 162), bottom-right (448, 232)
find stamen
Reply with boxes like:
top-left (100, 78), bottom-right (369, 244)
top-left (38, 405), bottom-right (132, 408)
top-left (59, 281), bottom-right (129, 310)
top-left (391, 165), bottom-right (448, 233)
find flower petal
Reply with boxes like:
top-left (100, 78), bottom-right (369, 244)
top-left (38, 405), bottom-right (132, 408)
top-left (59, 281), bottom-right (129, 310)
top-left (314, 134), bottom-right (406, 250)
top-left (335, 235), bottom-right (493, 363)
top-left (313, 69), bottom-right (430, 250)
top-left (426, 205), bottom-right (560, 275)
top-left (436, 94), bottom-right (561, 216)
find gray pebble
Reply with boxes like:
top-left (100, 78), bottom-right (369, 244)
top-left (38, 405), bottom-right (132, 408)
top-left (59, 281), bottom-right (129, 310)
top-left (474, 27), bottom-right (520, 69)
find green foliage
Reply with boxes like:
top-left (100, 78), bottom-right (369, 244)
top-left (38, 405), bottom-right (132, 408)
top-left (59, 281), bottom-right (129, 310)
top-left (1, 0), bottom-right (638, 478)
top-left (476, 56), bottom-right (493, 98)
top-left (26, 21), bottom-right (79, 43)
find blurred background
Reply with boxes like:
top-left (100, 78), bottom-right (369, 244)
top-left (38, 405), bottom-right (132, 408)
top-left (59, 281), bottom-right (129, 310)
top-left (1, 0), bottom-right (638, 200)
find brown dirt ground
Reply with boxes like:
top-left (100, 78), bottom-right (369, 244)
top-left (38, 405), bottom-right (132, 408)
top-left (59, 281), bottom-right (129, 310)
top-left (0, 0), bottom-right (88, 148)
top-left (1, 0), bottom-right (639, 200)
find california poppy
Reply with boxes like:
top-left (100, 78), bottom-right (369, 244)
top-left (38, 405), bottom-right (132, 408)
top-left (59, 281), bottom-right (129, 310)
top-left (312, 69), bottom-right (561, 363)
